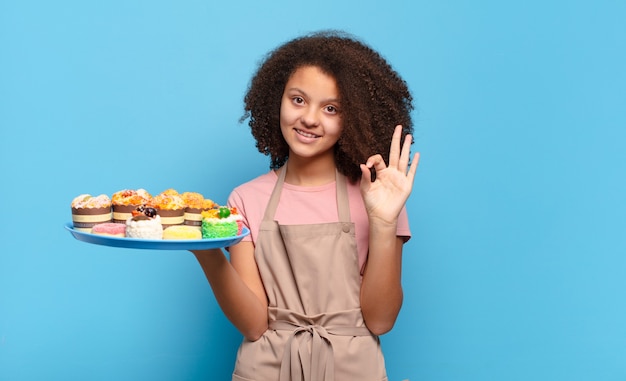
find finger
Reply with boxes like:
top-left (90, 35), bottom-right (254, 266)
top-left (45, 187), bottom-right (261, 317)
top-left (398, 133), bottom-right (413, 173)
top-left (365, 154), bottom-right (387, 174)
top-left (388, 125), bottom-right (403, 168)
top-left (406, 152), bottom-right (420, 184)
top-left (359, 163), bottom-right (373, 187)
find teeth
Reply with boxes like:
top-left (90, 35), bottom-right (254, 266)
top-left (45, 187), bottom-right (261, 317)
top-left (296, 129), bottom-right (318, 138)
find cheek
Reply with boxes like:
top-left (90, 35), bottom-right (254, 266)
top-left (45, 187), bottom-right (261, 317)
top-left (327, 117), bottom-right (343, 137)
top-left (280, 106), bottom-right (299, 127)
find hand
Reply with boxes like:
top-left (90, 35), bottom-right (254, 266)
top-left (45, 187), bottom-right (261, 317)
top-left (359, 125), bottom-right (420, 225)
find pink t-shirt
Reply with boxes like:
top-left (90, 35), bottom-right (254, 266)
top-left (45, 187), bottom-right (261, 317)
top-left (228, 170), bottom-right (411, 274)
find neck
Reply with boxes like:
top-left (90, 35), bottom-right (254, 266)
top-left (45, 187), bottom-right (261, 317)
top-left (283, 155), bottom-right (336, 186)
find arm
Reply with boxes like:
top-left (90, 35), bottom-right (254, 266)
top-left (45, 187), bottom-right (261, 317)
top-left (191, 240), bottom-right (268, 341)
top-left (359, 125), bottom-right (419, 335)
top-left (360, 227), bottom-right (405, 335)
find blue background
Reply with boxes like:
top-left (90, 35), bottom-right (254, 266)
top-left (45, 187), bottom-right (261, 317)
top-left (1, 1), bottom-right (625, 380)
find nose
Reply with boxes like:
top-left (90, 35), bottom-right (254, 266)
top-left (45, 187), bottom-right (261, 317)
top-left (300, 107), bottom-right (320, 128)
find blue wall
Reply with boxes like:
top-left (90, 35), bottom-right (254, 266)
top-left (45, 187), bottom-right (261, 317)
top-left (1, 1), bottom-right (625, 380)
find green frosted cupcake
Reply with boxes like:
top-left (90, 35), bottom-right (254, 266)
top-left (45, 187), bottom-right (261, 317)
top-left (201, 219), bottom-right (238, 238)
top-left (201, 206), bottom-right (242, 239)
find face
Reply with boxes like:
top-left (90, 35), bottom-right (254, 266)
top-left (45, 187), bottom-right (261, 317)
top-left (280, 65), bottom-right (342, 163)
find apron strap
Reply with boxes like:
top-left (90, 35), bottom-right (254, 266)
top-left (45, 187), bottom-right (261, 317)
top-left (335, 169), bottom-right (351, 223)
top-left (262, 166), bottom-right (287, 222)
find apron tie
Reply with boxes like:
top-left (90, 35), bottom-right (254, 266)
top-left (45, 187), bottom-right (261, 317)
top-left (271, 320), bottom-right (372, 381)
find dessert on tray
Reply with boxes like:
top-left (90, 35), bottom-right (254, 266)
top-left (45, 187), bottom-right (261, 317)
top-left (91, 222), bottom-right (126, 237)
top-left (71, 194), bottom-right (112, 232)
top-left (70, 189), bottom-right (247, 243)
top-left (163, 225), bottom-right (203, 240)
top-left (111, 189), bottom-right (152, 224)
top-left (181, 192), bottom-right (217, 230)
top-left (126, 206), bottom-right (163, 239)
top-left (147, 189), bottom-right (186, 229)
top-left (201, 206), bottom-right (243, 239)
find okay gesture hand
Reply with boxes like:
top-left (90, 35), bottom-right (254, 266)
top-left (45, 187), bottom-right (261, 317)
top-left (359, 125), bottom-right (420, 225)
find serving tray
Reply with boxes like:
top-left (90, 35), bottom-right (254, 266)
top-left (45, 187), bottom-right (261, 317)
top-left (65, 223), bottom-right (249, 250)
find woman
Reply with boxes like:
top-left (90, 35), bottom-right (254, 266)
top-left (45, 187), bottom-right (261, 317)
top-left (192, 30), bottom-right (419, 381)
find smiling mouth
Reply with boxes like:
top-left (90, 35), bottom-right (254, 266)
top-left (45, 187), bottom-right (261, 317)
top-left (295, 129), bottom-right (320, 139)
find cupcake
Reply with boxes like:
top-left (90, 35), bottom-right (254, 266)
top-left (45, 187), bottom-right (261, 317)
top-left (147, 189), bottom-right (185, 229)
top-left (201, 206), bottom-right (243, 239)
top-left (111, 189), bottom-right (152, 224)
top-left (125, 206), bottom-right (163, 239)
top-left (181, 192), bottom-right (216, 230)
top-left (71, 194), bottom-right (112, 232)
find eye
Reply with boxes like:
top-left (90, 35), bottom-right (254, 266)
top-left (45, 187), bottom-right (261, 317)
top-left (324, 105), bottom-right (339, 114)
top-left (292, 96), bottom-right (304, 105)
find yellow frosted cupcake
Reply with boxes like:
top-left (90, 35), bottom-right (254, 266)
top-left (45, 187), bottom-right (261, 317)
top-left (181, 192), bottom-right (216, 230)
top-left (147, 189), bottom-right (186, 229)
top-left (111, 189), bottom-right (152, 224)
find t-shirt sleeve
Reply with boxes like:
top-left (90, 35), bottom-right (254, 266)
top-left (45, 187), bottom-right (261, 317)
top-left (397, 205), bottom-right (411, 242)
top-left (227, 189), bottom-right (253, 242)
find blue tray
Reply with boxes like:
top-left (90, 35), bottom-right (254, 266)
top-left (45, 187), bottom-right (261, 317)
top-left (65, 223), bottom-right (249, 250)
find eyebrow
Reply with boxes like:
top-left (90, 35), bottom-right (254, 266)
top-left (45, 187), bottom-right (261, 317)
top-left (286, 87), bottom-right (341, 104)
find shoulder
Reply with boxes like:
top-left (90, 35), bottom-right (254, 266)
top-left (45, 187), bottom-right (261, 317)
top-left (230, 171), bottom-right (277, 199)
top-left (228, 170), bottom-right (278, 218)
top-left (227, 171), bottom-right (278, 243)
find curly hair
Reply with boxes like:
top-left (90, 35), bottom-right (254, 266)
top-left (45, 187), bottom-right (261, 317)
top-left (241, 30), bottom-right (414, 183)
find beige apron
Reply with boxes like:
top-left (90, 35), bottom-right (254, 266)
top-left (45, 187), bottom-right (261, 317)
top-left (232, 167), bottom-right (388, 381)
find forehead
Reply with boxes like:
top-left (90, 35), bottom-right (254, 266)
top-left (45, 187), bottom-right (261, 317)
top-left (286, 66), bottom-right (339, 98)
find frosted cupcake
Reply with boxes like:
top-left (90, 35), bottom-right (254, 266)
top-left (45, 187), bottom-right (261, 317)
top-left (201, 206), bottom-right (243, 239)
top-left (148, 189), bottom-right (186, 229)
top-left (71, 194), bottom-right (112, 232)
top-left (181, 192), bottom-right (216, 230)
top-left (125, 206), bottom-right (163, 239)
top-left (111, 189), bottom-right (152, 224)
